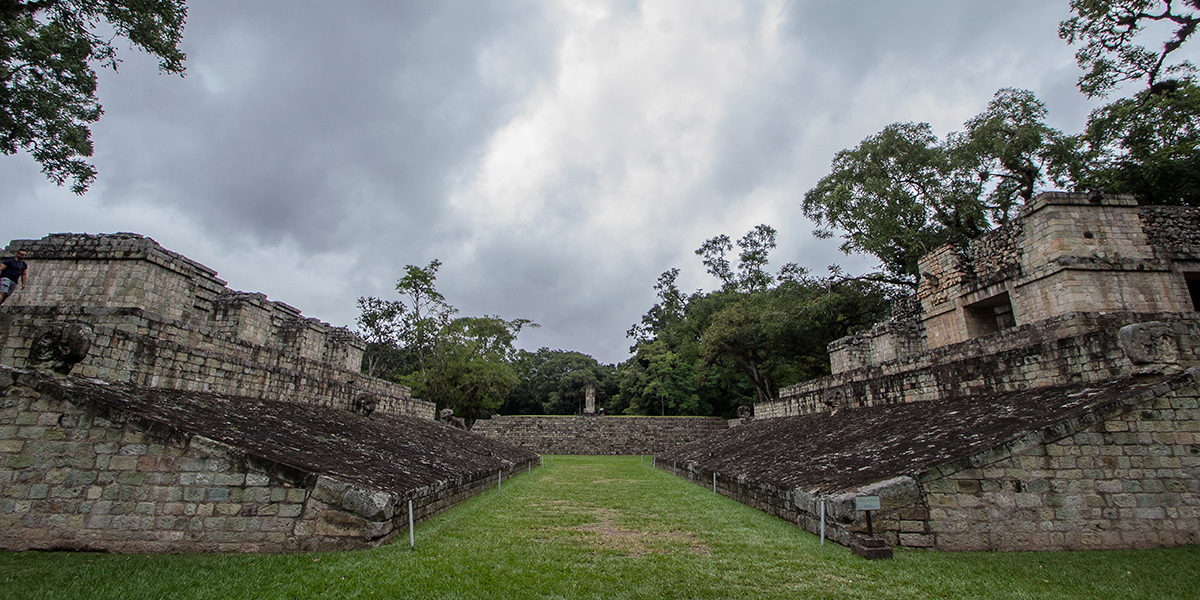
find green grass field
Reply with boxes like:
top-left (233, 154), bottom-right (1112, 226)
top-left (1, 455), bottom-right (1196, 599)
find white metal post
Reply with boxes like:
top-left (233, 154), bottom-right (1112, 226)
top-left (819, 498), bottom-right (825, 546)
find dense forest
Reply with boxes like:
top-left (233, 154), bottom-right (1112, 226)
top-left (356, 0), bottom-right (1200, 422)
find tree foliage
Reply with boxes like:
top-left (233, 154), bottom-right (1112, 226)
top-left (1059, 0), bottom-right (1200, 98)
top-left (356, 260), bottom-right (535, 425)
top-left (803, 89), bottom-right (1074, 284)
top-left (698, 277), bottom-right (892, 405)
top-left (617, 226), bottom-right (894, 416)
top-left (354, 295), bottom-right (404, 378)
top-left (956, 88), bottom-right (1077, 213)
top-left (503, 348), bottom-right (617, 415)
top-left (694, 225), bottom-right (795, 293)
top-left (1075, 79), bottom-right (1200, 204)
top-left (802, 122), bottom-right (970, 285)
top-left (0, 0), bottom-right (187, 193)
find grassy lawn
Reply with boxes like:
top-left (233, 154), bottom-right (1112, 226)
top-left (0, 455), bottom-right (1196, 599)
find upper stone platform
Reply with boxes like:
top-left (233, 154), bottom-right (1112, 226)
top-left (0, 233), bottom-right (433, 420)
top-left (763, 193), bottom-right (1200, 418)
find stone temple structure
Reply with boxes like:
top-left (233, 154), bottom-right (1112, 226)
top-left (657, 193), bottom-right (1200, 552)
top-left (0, 233), bottom-right (537, 553)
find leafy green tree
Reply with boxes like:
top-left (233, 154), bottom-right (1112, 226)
top-left (1075, 80), bottom-right (1200, 204)
top-left (356, 259), bottom-right (535, 425)
top-left (694, 225), bottom-right (796, 293)
top-left (803, 90), bottom-right (1074, 284)
top-left (1059, 0), bottom-right (1200, 98)
top-left (355, 296), bottom-right (405, 378)
top-left (626, 268), bottom-right (686, 346)
top-left (503, 348), bottom-right (616, 415)
top-left (620, 225), bottom-right (894, 414)
top-left (423, 315), bottom-right (532, 425)
top-left (802, 122), bottom-right (978, 285)
top-left (698, 276), bottom-right (894, 404)
top-left (954, 88), bottom-right (1077, 218)
top-left (1, 0), bottom-right (187, 193)
top-left (617, 340), bottom-right (703, 416)
top-left (393, 260), bottom-right (454, 390)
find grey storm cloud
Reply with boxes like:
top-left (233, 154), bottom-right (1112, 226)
top-left (3, 0), bottom-right (1186, 365)
top-left (93, 1), bottom-right (558, 250)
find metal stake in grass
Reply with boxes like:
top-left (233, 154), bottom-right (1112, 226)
top-left (712, 472), bottom-right (717, 495)
top-left (409, 498), bottom-right (415, 549)
top-left (498, 470), bottom-right (502, 493)
top-left (819, 498), bottom-right (825, 546)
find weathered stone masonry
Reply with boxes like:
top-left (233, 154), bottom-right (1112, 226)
top-left (0, 233), bottom-right (431, 419)
top-left (0, 232), bottom-right (538, 553)
top-left (660, 372), bottom-right (1200, 551)
top-left (663, 193), bottom-right (1200, 552)
top-left (472, 415), bottom-right (731, 455)
top-left (0, 368), bottom-right (536, 553)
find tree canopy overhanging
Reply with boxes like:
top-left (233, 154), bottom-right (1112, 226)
top-left (0, 0), bottom-right (187, 193)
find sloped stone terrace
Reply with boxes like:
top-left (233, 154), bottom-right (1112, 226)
top-left (658, 376), bottom-right (1156, 494)
top-left (11, 368), bottom-right (536, 494)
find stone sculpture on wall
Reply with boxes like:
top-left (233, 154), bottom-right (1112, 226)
top-left (29, 322), bottom-right (94, 375)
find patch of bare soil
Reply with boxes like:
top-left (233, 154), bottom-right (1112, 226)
top-left (558, 508), bottom-right (710, 557)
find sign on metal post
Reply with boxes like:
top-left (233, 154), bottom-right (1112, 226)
top-left (854, 496), bottom-right (880, 511)
top-left (856, 495), bottom-right (880, 537)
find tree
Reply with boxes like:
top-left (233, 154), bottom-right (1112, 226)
top-left (1, 0), bottom-right (187, 193)
top-left (1060, 0), bottom-right (1200, 98)
top-left (394, 260), bottom-right (454, 390)
top-left (1075, 79), bottom-right (1200, 205)
top-left (695, 225), bottom-right (797, 293)
top-left (423, 314), bottom-right (532, 425)
top-left (616, 340), bottom-right (703, 416)
top-left (954, 88), bottom-right (1077, 218)
top-left (802, 122), bottom-right (978, 284)
top-left (620, 224), bottom-right (894, 415)
top-left (355, 259), bottom-right (536, 425)
top-left (626, 268), bottom-right (686, 346)
top-left (698, 276), bottom-right (893, 404)
top-left (355, 295), bottom-right (405, 378)
top-left (502, 348), bottom-right (616, 415)
top-left (803, 90), bottom-right (1074, 284)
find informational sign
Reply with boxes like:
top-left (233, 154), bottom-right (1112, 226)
top-left (855, 495), bottom-right (881, 511)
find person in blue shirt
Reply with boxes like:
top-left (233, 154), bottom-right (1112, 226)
top-left (0, 250), bottom-right (29, 305)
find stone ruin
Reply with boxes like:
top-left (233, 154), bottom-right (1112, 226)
top-left (658, 193), bottom-right (1200, 552)
top-left (0, 233), bottom-right (537, 553)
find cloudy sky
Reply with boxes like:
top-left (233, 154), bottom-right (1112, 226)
top-left (0, 1), bottom-right (1187, 364)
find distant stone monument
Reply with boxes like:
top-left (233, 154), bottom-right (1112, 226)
top-left (584, 382), bottom-right (596, 415)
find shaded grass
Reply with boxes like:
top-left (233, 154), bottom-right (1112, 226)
top-left (0, 455), bottom-right (1196, 599)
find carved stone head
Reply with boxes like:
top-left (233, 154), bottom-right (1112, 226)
top-left (350, 393), bottom-right (377, 417)
top-left (29, 323), bottom-right (94, 375)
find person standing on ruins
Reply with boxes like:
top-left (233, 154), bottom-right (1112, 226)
top-left (0, 250), bottom-right (28, 305)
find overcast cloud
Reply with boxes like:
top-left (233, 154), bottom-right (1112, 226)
top-left (1, 1), bottom-right (1191, 365)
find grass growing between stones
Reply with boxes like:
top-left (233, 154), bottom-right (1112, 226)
top-left (0, 455), bottom-right (1196, 599)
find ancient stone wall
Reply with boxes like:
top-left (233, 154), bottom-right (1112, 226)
top-left (764, 312), bottom-right (1200, 418)
top-left (918, 194), bottom-right (1195, 351)
top-left (0, 233), bottom-right (433, 420)
top-left (835, 195), bottom-right (1199, 365)
top-left (0, 368), bottom-right (535, 553)
top-left (1141, 205), bottom-right (1200, 260)
top-left (471, 416), bottom-right (731, 455)
top-left (881, 373), bottom-right (1200, 551)
top-left (827, 310), bottom-right (926, 375)
top-left (662, 370), bottom-right (1200, 552)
